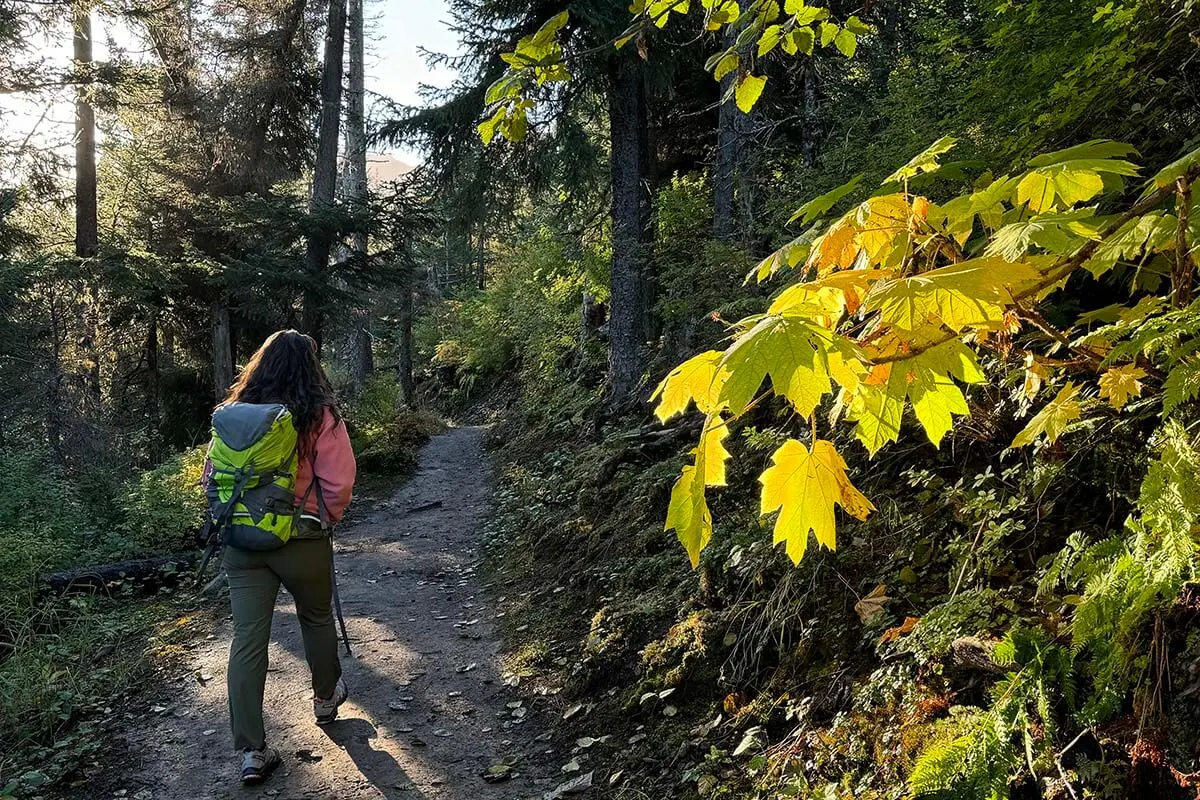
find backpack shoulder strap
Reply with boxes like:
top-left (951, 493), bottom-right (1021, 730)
top-left (302, 451), bottom-right (331, 531)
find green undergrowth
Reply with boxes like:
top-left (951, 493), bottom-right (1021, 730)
top-left (477, 358), bottom-right (1200, 799)
top-left (345, 375), bottom-right (446, 483)
top-left (0, 377), bottom-right (435, 797)
top-left (0, 591), bottom-right (203, 799)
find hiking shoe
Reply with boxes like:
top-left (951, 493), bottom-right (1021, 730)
top-left (314, 677), bottom-right (348, 725)
top-left (240, 747), bottom-right (281, 785)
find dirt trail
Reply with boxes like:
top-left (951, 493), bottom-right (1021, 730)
top-left (114, 427), bottom-right (560, 799)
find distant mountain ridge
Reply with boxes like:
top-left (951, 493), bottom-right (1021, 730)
top-left (366, 153), bottom-right (414, 187)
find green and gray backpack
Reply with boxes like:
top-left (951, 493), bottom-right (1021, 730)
top-left (205, 402), bottom-right (306, 551)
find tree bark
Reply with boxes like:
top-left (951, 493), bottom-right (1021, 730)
top-left (342, 0), bottom-right (373, 392)
top-left (145, 311), bottom-right (161, 461)
top-left (801, 64), bottom-right (819, 168)
top-left (396, 259), bottom-right (415, 409)
top-left (605, 53), bottom-right (652, 404)
top-left (212, 299), bottom-right (233, 401)
top-left (161, 323), bottom-right (175, 370)
top-left (302, 0), bottom-right (348, 352)
top-left (74, 1), bottom-right (102, 410)
top-left (73, 1), bottom-right (97, 259)
top-left (713, 26), bottom-right (739, 242)
top-left (475, 222), bottom-right (486, 290)
top-left (343, 0), bottom-right (367, 255)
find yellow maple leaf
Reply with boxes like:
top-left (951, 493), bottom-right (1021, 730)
top-left (845, 367), bottom-right (906, 454)
top-left (695, 416), bottom-right (732, 487)
top-left (768, 269), bottom-right (891, 319)
top-left (855, 195), bottom-right (912, 266)
top-left (847, 341), bottom-right (984, 452)
top-left (865, 257), bottom-right (1042, 333)
top-left (808, 217), bottom-right (860, 274)
top-left (1098, 364), bottom-right (1147, 410)
top-left (759, 439), bottom-right (875, 564)
top-left (1011, 382), bottom-right (1083, 448)
top-left (666, 415), bottom-right (732, 568)
top-left (718, 315), bottom-right (841, 417)
top-left (665, 465), bottom-right (711, 568)
top-left (651, 350), bottom-right (726, 422)
top-left (907, 363), bottom-right (969, 448)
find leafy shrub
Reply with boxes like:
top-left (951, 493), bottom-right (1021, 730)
top-left (416, 226), bottom-right (607, 402)
top-left (653, 173), bottom-right (756, 358)
top-left (0, 448), bottom-right (99, 604)
top-left (119, 446), bottom-right (208, 553)
top-left (346, 375), bottom-right (444, 475)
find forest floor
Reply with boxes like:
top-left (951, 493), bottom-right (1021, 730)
top-left (95, 426), bottom-right (566, 800)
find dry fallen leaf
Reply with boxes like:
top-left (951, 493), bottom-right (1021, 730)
top-left (854, 583), bottom-right (890, 624)
top-left (880, 615), bottom-right (920, 643)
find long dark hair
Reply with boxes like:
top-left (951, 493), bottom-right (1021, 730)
top-left (224, 330), bottom-right (340, 452)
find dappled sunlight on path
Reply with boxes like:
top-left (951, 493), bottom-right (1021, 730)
top-left (109, 427), bottom-right (557, 799)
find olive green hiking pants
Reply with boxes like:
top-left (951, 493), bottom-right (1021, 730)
top-left (223, 537), bottom-right (342, 752)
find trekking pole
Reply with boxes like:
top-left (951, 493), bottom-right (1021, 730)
top-left (329, 534), bottom-right (352, 656)
top-left (193, 518), bottom-right (221, 588)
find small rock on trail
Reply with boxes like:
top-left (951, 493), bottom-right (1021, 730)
top-left (107, 427), bottom-right (558, 799)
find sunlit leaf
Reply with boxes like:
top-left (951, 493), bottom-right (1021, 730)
top-left (833, 28), bottom-right (856, 57)
top-left (749, 227), bottom-right (820, 283)
top-left (865, 257), bottom-right (1042, 333)
top-left (759, 439), bottom-right (874, 564)
top-left (718, 315), bottom-right (838, 417)
top-left (1098, 365), bottom-right (1147, 410)
top-left (768, 269), bottom-right (890, 318)
top-left (788, 175), bottom-right (864, 225)
top-left (735, 73), bottom-right (767, 113)
top-left (819, 21), bottom-right (838, 46)
top-left (1149, 145), bottom-right (1200, 191)
top-left (1011, 382), bottom-right (1083, 447)
top-left (651, 350), bottom-right (726, 421)
top-left (884, 137), bottom-right (957, 185)
top-left (665, 465), bottom-right (711, 567)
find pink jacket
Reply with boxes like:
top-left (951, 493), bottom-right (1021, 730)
top-left (202, 406), bottom-right (356, 523)
top-left (295, 408), bottom-right (356, 523)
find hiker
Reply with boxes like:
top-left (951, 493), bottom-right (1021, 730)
top-left (202, 330), bottom-right (357, 785)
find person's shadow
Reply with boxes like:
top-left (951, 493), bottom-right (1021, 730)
top-left (321, 718), bottom-right (430, 799)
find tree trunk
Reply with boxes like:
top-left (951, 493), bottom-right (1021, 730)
top-left (342, 0), bottom-right (373, 392)
top-left (396, 259), bottom-right (415, 408)
top-left (475, 222), bottom-right (486, 290)
top-left (348, 317), bottom-right (374, 389)
top-left (302, 0), bottom-right (348, 352)
top-left (343, 0), bottom-right (367, 255)
top-left (74, 1), bottom-right (102, 410)
top-left (161, 323), bottom-right (175, 370)
top-left (145, 311), bottom-right (161, 461)
top-left (212, 299), bottom-right (233, 401)
top-left (73, 1), bottom-right (97, 259)
top-left (713, 25), bottom-right (738, 242)
top-left (605, 53), bottom-right (652, 404)
top-left (802, 64), bottom-right (819, 168)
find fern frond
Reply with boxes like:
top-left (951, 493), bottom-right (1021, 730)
top-left (1163, 358), bottom-right (1200, 415)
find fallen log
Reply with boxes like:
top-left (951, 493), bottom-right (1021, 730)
top-left (40, 552), bottom-right (199, 596)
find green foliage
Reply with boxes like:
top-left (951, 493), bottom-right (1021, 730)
top-left (0, 449), bottom-right (88, 592)
top-left (481, 0), bottom-right (868, 142)
top-left (909, 628), bottom-right (1075, 799)
top-left (346, 376), bottom-right (444, 475)
top-left (655, 174), bottom-right (756, 352)
top-left (120, 447), bottom-right (208, 553)
top-left (418, 226), bottom-right (607, 403)
top-left (0, 596), bottom-right (162, 793)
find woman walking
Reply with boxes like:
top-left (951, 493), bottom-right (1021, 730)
top-left (204, 330), bottom-right (357, 784)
